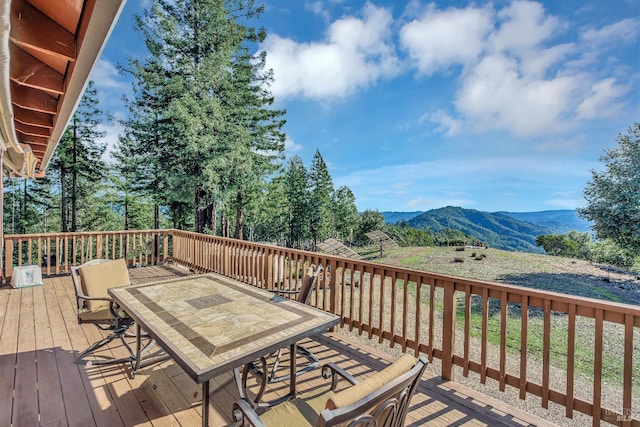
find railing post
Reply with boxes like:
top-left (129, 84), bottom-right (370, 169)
top-left (267, 251), bottom-right (274, 289)
top-left (4, 238), bottom-right (12, 285)
top-left (442, 280), bottom-right (457, 381)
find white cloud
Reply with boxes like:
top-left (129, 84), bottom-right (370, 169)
top-left (400, 4), bottom-right (493, 75)
top-left (97, 122), bottom-right (124, 163)
top-left (488, 1), bottom-right (562, 54)
top-left (263, 3), bottom-right (399, 99)
top-left (582, 18), bottom-right (640, 46)
top-left (406, 1), bottom-right (632, 138)
top-left (305, 1), bottom-right (330, 22)
top-left (424, 110), bottom-right (462, 136)
top-left (90, 59), bottom-right (126, 90)
top-left (455, 54), bottom-right (579, 136)
top-left (576, 78), bottom-right (628, 119)
top-left (284, 136), bottom-right (303, 154)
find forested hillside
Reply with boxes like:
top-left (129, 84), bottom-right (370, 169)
top-left (407, 207), bottom-right (549, 252)
top-left (499, 210), bottom-right (592, 233)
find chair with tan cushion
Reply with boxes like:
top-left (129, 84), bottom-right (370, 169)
top-left (232, 354), bottom-right (428, 427)
top-left (71, 258), bottom-right (147, 367)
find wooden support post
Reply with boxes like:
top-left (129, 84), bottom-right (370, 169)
top-left (442, 280), bottom-right (456, 381)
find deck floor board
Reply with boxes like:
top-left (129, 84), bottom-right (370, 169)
top-left (0, 266), bottom-right (557, 426)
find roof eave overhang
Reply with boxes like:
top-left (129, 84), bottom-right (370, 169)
top-left (0, 0), bottom-right (126, 178)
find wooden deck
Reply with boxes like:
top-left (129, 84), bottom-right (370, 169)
top-left (0, 266), bottom-right (558, 427)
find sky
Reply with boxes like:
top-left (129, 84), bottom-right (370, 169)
top-left (92, 0), bottom-right (639, 213)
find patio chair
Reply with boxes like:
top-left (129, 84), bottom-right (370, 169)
top-left (232, 354), bottom-right (428, 427)
top-left (237, 267), bottom-right (321, 406)
top-left (71, 258), bottom-right (154, 368)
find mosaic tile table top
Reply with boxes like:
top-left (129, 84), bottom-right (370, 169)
top-left (109, 273), bottom-right (339, 383)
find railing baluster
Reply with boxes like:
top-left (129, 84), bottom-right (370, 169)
top-left (520, 295), bottom-right (529, 400)
top-left (428, 278), bottom-right (435, 362)
top-left (622, 313), bottom-right (633, 427)
top-left (481, 287), bottom-right (489, 384)
top-left (500, 291), bottom-right (507, 392)
top-left (542, 299), bottom-right (551, 408)
top-left (463, 284), bottom-right (471, 377)
top-left (566, 303), bottom-right (576, 418)
top-left (414, 274), bottom-right (422, 357)
top-left (593, 309), bottom-right (603, 427)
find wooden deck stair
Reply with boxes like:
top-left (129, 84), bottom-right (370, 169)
top-left (0, 266), bottom-right (558, 426)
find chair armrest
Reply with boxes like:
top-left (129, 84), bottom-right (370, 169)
top-left (232, 398), bottom-right (266, 427)
top-left (321, 363), bottom-right (359, 391)
top-left (78, 294), bottom-right (113, 302)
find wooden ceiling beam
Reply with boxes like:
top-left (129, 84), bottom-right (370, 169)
top-left (10, 46), bottom-right (65, 95)
top-left (13, 105), bottom-right (54, 128)
top-left (19, 134), bottom-right (49, 145)
top-left (15, 122), bottom-right (51, 137)
top-left (11, 82), bottom-right (58, 114)
top-left (10, 0), bottom-right (76, 62)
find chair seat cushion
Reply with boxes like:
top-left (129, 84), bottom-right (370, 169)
top-left (78, 307), bottom-right (128, 323)
top-left (79, 259), bottom-right (130, 311)
top-left (326, 354), bottom-right (416, 410)
top-left (260, 387), bottom-right (335, 427)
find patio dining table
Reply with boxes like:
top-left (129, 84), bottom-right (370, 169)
top-left (109, 272), bottom-right (339, 426)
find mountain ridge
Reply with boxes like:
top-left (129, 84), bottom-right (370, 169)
top-left (381, 207), bottom-right (592, 253)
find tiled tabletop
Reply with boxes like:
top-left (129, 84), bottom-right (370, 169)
top-left (109, 273), bottom-right (339, 384)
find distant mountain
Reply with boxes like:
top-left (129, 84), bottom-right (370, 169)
top-left (497, 210), bottom-right (592, 234)
top-left (382, 211), bottom-right (423, 224)
top-left (383, 207), bottom-right (594, 253)
top-left (407, 207), bottom-right (553, 253)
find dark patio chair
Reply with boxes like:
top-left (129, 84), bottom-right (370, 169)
top-left (71, 258), bottom-right (155, 369)
top-left (232, 354), bottom-right (428, 427)
top-left (236, 267), bottom-right (321, 406)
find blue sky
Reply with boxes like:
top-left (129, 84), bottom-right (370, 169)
top-left (92, 0), bottom-right (639, 213)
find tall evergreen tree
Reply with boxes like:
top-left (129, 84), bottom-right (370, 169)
top-left (284, 156), bottom-right (310, 248)
top-left (118, 56), bottom-right (177, 230)
top-left (49, 81), bottom-right (107, 232)
top-left (132, 0), bottom-right (285, 236)
top-left (308, 149), bottom-right (333, 246)
top-left (333, 185), bottom-right (359, 244)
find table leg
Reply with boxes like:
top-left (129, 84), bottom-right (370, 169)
top-left (202, 380), bottom-right (210, 427)
top-left (290, 342), bottom-right (297, 399)
top-left (134, 324), bottom-right (142, 373)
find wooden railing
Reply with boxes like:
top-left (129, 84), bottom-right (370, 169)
top-left (4, 229), bottom-right (172, 277)
top-left (4, 229), bottom-right (639, 426)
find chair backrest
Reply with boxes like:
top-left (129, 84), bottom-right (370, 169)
top-left (297, 266), bottom-right (319, 304)
top-left (71, 259), bottom-right (130, 312)
top-left (318, 355), bottom-right (428, 427)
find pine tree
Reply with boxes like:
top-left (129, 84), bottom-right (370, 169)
top-left (284, 156), bottom-right (310, 248)
top-left (132, 0), bottom-right (285, 236)
top-left (309, 150), bottom-right (334, 246)
top-left (333, 185), bottom-right (359, 244)
top-left (49, 81), bottom-right (107, 232)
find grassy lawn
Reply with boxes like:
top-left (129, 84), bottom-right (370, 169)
top-left (369, 246), bottom-right (640, 394)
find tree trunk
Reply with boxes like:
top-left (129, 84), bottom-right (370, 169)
top-left (60, 168), bottom-right (67, 232)
top-left (211, 200), bottom-right (217, 236)
top-left (194, 187), bottom-right (201, 233)
top-left (235, 191), bottom-right (243, 240)
top-left (71, 118), bottom-right (78, 232)
top-left (154, 204), bottom-right (160, 229)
